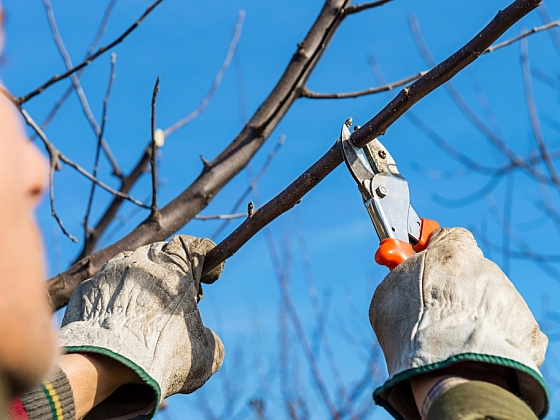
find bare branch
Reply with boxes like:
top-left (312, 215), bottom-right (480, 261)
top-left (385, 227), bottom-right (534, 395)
top-left (485, 17), bottom-right (560, 53)
top-left (17, 0), bottom-right (164, 104)
top-left (300, 72), bottom-right (426, 99)
top-left (304, 18), bottom-right (560, 101)
top-left (264, 227), bottom-right (340, 419)
top-left (200, 0), bottom-right (543, 281)
top-left (211, 135), bottom-right (286, 240)
top-left (150, 77), bottom-right (161, 218)
top-left (295, 223), bottom-right (356, 417)
top-left (537, 5), bottom-right (560, 56)
top-left (472, 227), bottom-right (560, 275)
top-left (48, 0), bottom-right (543, 309)
top-left (344, 0), bottom-right (393, 15)
top-left (19, 109), bottom-right (149, 208)
top-left (195, 213), bottom-right (246, 221)
top-left (84, 54), bottom-right (117, 243)
top-left (163, 10), bottom-right (245, 137)
top-left (521, 37), bottom-right (560, 189)
top-left (79, 11), bottom-right (246, 256)
top-left (49, 164), bottom-right (78, 243)
top-left (408, 14), bottom-right (555, 186)
top-left (49, 0), bottom-right (355, 309)
top-left (31, 0), bottom-right (118, 143)
top-left (42, 0), bottom-right (121, 177)
top-left (532, 67), bottom-right (560, 92)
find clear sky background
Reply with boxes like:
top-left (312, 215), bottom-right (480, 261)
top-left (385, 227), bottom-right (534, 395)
top-left (2, 1), bottom-right (560, 418)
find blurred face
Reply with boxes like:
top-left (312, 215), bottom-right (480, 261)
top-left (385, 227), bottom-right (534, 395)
top-left (0, 7), bottom-right (57, 395)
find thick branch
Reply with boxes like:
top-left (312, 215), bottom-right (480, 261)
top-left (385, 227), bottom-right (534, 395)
top-left (48, 0), bottom-right (353, 309)
top-left (200, 0), bottom-right (542, 281)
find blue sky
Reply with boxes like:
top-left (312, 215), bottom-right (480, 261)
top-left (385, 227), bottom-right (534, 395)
top-left (3, 0), bottom-right (560, 418)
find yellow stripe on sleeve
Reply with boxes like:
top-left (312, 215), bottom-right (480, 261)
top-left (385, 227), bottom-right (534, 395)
top-left (44, 382), bottom-right (64, 420)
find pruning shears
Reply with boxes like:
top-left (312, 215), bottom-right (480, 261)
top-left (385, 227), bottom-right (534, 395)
top-left (340, 118), bottom-right (440, 270)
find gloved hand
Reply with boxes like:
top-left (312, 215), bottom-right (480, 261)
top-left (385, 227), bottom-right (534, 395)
top-left (58, 235), bottom-right (225, 419)
top-left (369, 227), bottom-right (549, 420)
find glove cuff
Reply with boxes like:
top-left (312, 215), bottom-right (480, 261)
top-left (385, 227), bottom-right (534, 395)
top-left (64, 346), bottom-right (161, 420)
top-left (373, 353), bottom-right (549, 420)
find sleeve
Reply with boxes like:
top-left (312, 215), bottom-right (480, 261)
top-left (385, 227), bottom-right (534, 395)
top-left (7, 368), bottom-right (75, 420)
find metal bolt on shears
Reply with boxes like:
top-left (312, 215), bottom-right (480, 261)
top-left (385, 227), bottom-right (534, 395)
top-left (340, 118), bottom-right (440, 270)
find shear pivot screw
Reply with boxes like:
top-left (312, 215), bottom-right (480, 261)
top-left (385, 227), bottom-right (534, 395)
top-left (376, 185), bottom-right (388, 198)
top-left (378, 150), bottom-right (386, 159)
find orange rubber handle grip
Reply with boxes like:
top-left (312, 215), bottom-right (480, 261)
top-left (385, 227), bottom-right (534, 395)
top-left (375, 238), bottom-right (414, 270)
top-left (412, 218), bottom-right (440, 253)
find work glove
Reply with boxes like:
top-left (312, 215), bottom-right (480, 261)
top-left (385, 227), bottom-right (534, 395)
top-left (369, 227), bottom-right (549, 420)
top-left (58, 235), bottom-right (225, 419)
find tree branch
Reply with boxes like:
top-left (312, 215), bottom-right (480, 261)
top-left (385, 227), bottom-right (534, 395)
top-left (84, 54), bottom-right (117, 243)
top-left (42, 0), bottom-right (121, 177)
top-left (150, 77), bottom-right (161, 218)
top-left (303, 18), bottom-right (560, 101)
top-left (78, 10), bottom-right (246, 257)
top-left (521, 37), bottom-right (560, 189)
top-left (17, 0), bottom-right (164, 104)
top-left (344, 0), bottom-right (393, 15)
top-left (300, 72), bottom-right (426, 99)
top-left (199, 0), bottom-right (543, 281)
top-left (18, 108), bottom-right (149, 208)
top-left (163, 10), bottom-right (245, 137)
top-left (48, 0), bottom-right (355, 309)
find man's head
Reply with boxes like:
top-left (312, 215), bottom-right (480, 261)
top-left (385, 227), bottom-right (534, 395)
top-left (0, 5), bottom-right (58, 396)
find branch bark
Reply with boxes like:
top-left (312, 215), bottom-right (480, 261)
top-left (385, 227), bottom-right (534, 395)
top-left (199, 0), bottom-right (543, 282)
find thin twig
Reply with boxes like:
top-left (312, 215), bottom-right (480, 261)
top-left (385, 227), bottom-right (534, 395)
top-left (20, 109), bottom-right (149, 208)
top-left (344, 0), bottom-right (393, 15)
top-left (295, 220), bottom-right (357, 419)
top-left (84, 53), bottom-right (117, 244)
top-left (472, 228), bottom-right (560, 277)
top-left (485, 17), bottom-right (560, 53)
top-left (32, 0), bottom-right (118, 144)
top-left (264, 227), bottom-right (340, 419)
top-left (433, 175), bottom-right (505, 208)
top-left (300, 72), bottom-right (426, 99)
top-left (537, 5), bottom-right (560, 57)
top-left (408, 14), bottom-right (554, 186)
top-left (163, 10), bottom-right (245, 137)
top-left (502, 175), bottom-right (514, 275)
top-left (150, 77), bottom-right (161, 218)
top-left (211, 135), bottom-right (286, 239)
top-left (18, 0), bottom-right (164, 104)
top-left (42, 0), bottom-right (121, 176)
top-left (78, 11), bottom-right (246, 256)
top-left (532, 67), bottom-right (560, 92)
top-left (521, 37), bottom-right (560, 189)
top-left (49, 165), bottom-right (78, 242)
top-left (195, 213), bottom-right (246, 221)
top-left (304, 18), bottom-right (560, 101)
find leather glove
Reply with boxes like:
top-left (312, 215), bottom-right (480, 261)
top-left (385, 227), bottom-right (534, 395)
top-left (58, 235), bottom-right (225, 419)
top-left (369, 227), bottom-right (549, 420)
